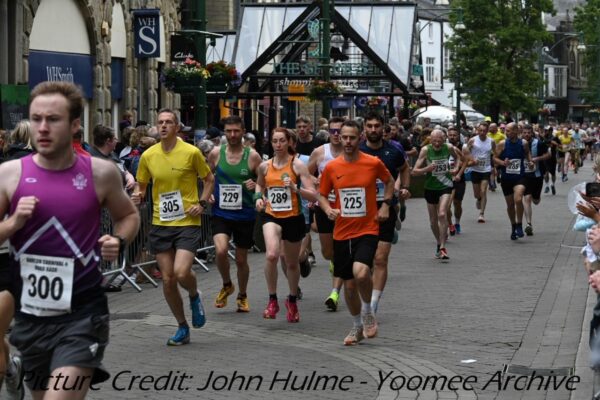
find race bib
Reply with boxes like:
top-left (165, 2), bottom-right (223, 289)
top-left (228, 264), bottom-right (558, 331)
top-left (432, 159), bottom-right (449, 176)
top-left (506, 159), bottom-right (521, 174)
top-left (20, 254), bottom-right (74, 317)
top-left (219, 184), bottom-right (242, 210)
top-left (375, 179), bottom-right (385, 201)
top-left (524, 161), bottom-right (535, 173)
top-left (268, 187), bottom-right (292, 212)
top-left (327, 190), bottom-right (336, 203)
top-left (476, 156), bottom-right (488, 169)
top-left (340, 187), bottom-right (366, 217)
top-left (159, 191), bottom-right (185, 221)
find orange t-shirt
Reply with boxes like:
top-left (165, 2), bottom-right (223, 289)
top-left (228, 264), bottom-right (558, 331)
top-left (320, 152), bottom-right (392, 241)
top-left (264, 157), bottom-right (302, 218)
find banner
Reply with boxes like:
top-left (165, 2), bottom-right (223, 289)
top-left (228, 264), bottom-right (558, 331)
top-left (28, 50), bottom-right (94, 98)
top-left (170, 35), bottom-right (197, 63)
top-left (133, 9), bottom-right (161, 58)
top-left (0, 85), bottom-right (29, 130)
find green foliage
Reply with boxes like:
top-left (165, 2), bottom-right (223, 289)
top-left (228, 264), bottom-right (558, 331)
top-left (574, 0), bottom-right (600, 105)
top-left (446, 0), bottom-right (554, 118)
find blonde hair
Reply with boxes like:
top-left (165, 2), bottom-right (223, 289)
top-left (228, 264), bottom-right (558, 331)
top-left (10, 120), bottom-right (33, 150)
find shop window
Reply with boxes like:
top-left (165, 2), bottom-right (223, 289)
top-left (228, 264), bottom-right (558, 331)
top-left (568, 49), bottom-right (577, 79)
top-left (425, 57), bottom-right (435, 83)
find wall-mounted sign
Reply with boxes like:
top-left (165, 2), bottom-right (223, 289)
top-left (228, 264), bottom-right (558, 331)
top-left (133, 9), bottom-right (161, 58)
top-left (273, 62), bottom-right (382, 76)
top-left (288, 84), bottom-right (305, 102)
top-left (170, 35), bottom-right (197, 62)
top-left (0, 85), bottom-right (29, 130)
top-left (29, 50), bottom-right (94, 98)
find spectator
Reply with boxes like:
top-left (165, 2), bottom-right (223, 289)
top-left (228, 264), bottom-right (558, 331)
top-left (206, 126), bottom-right (222, 146)
top-left (0, 129), bottom-right (6, 163)
top-left (243, 132), bottom-right (256, 149)
top-left (89, 124), bottom-right (135, 191)
top-left (315, 129), bottom-right (329, 143)
top-left (72, 127), bottom-right (90, 156)
top-left (5, 120), bottom-right (34, 161)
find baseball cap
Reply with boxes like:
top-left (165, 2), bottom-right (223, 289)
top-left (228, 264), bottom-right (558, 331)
top-left (206, 127), bottom-right (222, 140)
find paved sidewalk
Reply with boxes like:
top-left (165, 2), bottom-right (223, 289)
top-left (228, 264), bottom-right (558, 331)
top-left (14, 161), bottom-right (600, 400)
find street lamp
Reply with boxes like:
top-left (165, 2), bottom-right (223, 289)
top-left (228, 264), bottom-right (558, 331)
top-left (416, 7), bottom-right (465, 128)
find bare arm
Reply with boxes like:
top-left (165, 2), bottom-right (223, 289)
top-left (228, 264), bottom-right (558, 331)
top-left (0, 161), bottom-right (28, 244)
top-left (254, 162), bottom-right (268, 211)
top-left (292, 159), bottom-right (318, 202)
top-left (307, 146), bottom-right (323, 176)
top-left (493, 140), bottom-right (507, 167)
top-left (411, 146), bottom-right (434, 176)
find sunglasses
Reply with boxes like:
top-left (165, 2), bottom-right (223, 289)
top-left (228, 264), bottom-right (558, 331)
top-left (329, 128), bottom-right (341, 135)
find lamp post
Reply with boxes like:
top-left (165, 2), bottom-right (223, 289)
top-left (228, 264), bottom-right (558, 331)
top-left (415, 7), bottom-right (464, 128)
top-left (320, 0), bottom-right (333, 118)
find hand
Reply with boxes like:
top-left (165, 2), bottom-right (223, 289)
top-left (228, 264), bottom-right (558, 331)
top-left (579, 191), bottom-right (600, 209)
top-left (590, 270), bottom-right (600, 292)
top-left (589, 226), bottom-right (600, 254)
top-left (425, 163), bottom-right (436, 173)
top-left (125, 173), bottom-right (136, 191)
top-left (255, 198), bottom-right (265, 212)
top-left (504, 158), bottom-right (510, 167)
top-left (98, 234), bottom-right (120, 262)
top-left (209, 194), bottom-right (215, 204)
top-left (283, 176), bottom-right (298, 192)
top-left (577, 201), bottom-right (598, 220)
top-left (244, 179), bottom-right (256, 191)
top-left (10, 196), bottom-right (38, 231)
top-left (186, 204), bottom-right (203, 217)
top-left (398, 188), bottom-right (411, 200)
top-left (326, 208), bottom-right (340, 221)
top-left (131, 191), bottom-right (142, 206)
top-left (377, 205), bottom-right (390, 222)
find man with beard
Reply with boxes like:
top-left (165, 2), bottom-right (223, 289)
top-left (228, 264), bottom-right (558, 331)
top-left (359, 112), bottom-right (410, 314)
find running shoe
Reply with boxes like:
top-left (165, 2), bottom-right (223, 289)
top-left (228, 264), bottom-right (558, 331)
top-left (439, 247), bottom-right (449, 260)
top-left (489, 181), bottom-right (496, 191)
top-left (435, 245), bottom-right (442, 259)
top-left (455, 224), bottom-right (461, 234)
top-left (510, 229), bottom-right (518, 241)
top-left (152, 269), bottom-right (163, 280)
top-left (362, 312), bottom-right (378, 338)
top-left (167, 325), bottom-right (190, 346)
top-left (343, 327), bottom-right (365, 346)
top-left (190, 291), bottom-right (206, 328)
top-left (263, 298), bottom-right (280, 319)
top-left (525, 224), bottom-right (533, 236)
top-left (236, 295), bottom-right (250, 313)
top-left (297, 286), bottom-right (303, 300)
top-left (551, 185), bottom-right (556, 195)
top-left (285, 299), bottom-right (300, 323)
top-left (308, 252), bottom-right (316, 266)
top-left (478, 214), bottom-right (485, 223)
top-left (544, 186), bottom-right (550, 194)
top-left (4, 355), bottom-right (24, 400)
top-left (300, 259), bottom-right (312, 278)
top-left (214, 284), bottom-right (235, 308)
top-left (449, 224), bottom-right (456, 236)
top-left (325, 291), bottom-right (339, 311)
top-left (515, 225), bottom-right (525, 238)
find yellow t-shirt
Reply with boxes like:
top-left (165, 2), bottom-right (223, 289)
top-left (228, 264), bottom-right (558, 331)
top-left (137, 140), bottom-right (211, 226)
top-left (556, 133), bottom-right (572, 153)
top-left (487, 132), bottom-right (506, 144)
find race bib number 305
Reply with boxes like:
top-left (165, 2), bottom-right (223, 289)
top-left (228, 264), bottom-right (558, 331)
top-left (219, 184), bottom-right (243, 210)
top-left (20, 254), bottom-right (74, 317)
top-left (159, 191), bottom-right (185, 221)
top-left (340, 187), bottom-right (366, 217)
top-left (268, 187), bottom-right (292, 212)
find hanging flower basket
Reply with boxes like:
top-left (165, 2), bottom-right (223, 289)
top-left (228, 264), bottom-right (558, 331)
top-left (161, 57), bottom-right (209, 93)
top-left (205, 61), bottom-right (242, 92)
top-left (366, 96), bottom-right (388, 109)
top-left (307, 80), bottom-right (342, 102)
top-left (537, 108), bottom-right (551, 116)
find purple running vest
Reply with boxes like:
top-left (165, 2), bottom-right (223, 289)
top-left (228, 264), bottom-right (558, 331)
top-left (9, 154), bottom-right (102, 316)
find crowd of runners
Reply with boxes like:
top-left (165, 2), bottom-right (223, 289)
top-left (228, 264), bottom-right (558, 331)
top-left (0, 81), bottom-right (598, 399)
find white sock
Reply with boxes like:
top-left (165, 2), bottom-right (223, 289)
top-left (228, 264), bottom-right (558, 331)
top-left (361, 301), bottom-right (371, 315)
top-left (352, 314), bottom-right (362, 328)
top-left (371, 289), bottom-right (382, 308)
top-left (331, 288), bottom-right (340, 295)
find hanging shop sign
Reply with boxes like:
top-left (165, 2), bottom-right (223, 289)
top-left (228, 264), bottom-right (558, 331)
top-left (0, 85), bottom-right (29, 130)
top-left (273, 62), bottom-right (381, 76)
top-left (170, 35), bottom-right (197, 62)
top-left (133, 9), bottom-right (161, 58)
top-left (29, 50), bottom-right (93, 98)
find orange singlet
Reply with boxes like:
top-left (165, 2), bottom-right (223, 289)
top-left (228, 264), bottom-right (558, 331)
top-left (264, 156), bottom-right (302, 218)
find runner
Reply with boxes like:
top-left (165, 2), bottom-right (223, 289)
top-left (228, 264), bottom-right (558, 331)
top-left (359, 112), bottom-right (410, 314)
top-left (464, 122), bottom-right (495, 223)
top-left (207, 116), bottom-right (262, 312)
top-left (308, 117), bottom-right (345, 311)
top-left (446, 126), bottom-right (466, 235)
top-left (254, 128), bottom-right (317, 322)
top-left (0, 81), bottom-right (139, 398)
top-left (522, 124), bottom-right (550, 236)
top-left (541, 126), bottom-right (560, 195)
top-left (318, 120), bottom-right (394, 345)
top-left (493, 122), bottom-right (534, 240)
top-left (556, 126), bottom-right (572, 182)
top-left (412, 130), bottom-right (466, 259)
top-left (134, 108), bottom-right (214, 345)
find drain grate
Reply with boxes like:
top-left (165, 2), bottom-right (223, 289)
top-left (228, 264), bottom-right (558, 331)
top-left (503, 364), bottom-right (574, 376)
top-left (110, 312), bottom-right (148, 321)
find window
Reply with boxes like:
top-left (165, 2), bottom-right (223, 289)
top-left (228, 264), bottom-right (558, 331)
top-left (443, 47), bottom-right (451, 78)
top-left (568, 50), bottom-right (577, 79)
top-left (428, 24), bottom-right (434, 42)
top-left (426, 57), bottom-right (435, 83)
top-left (554, 67), bottom-right (566, 97)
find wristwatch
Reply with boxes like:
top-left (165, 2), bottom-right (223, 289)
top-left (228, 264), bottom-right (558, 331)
top-left (113, 235), bottom-right (126, 254)
top-left (382, 198), bottom-right (393, 206)
top-left (199, 199), bottom-right (208, 209)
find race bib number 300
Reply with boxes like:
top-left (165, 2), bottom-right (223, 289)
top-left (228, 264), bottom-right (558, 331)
top-left (268, 187), bottom-right (292, 212)
top-left (159, 191), bottom-right (185, 221)
top-left (219, 184), bottom-right (243, 210)
top-left (20, 254), bottom-right (74, 317)
top-left (340, 187), bottom-right (366, 217)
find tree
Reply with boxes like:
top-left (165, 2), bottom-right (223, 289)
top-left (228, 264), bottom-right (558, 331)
top-left (446, 0), bottom-right (554, 121)
top-left (574, 0), bottom-right (600, 106)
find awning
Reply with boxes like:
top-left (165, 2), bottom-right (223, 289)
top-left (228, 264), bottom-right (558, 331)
top-left (429, 90), bottom-right (474, 112)
top-left (232, 3), bottom-right (416, 91)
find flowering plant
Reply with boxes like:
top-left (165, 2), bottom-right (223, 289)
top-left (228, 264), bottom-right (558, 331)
top-left (366, 96), bottom-right (388, 108)
top-left (537, 108), bottom-right (551, 116)
top-left (307, 80), bottom-right (342, 102)
top-left (161, 58), bottom-right (209, 90)
top-left (206, 61), bottom-right (242, 87)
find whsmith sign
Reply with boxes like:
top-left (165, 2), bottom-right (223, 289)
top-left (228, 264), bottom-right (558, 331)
top-left (272, 62), bottom-right (382, 76)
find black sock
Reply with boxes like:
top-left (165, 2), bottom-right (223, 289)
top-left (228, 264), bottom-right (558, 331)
top-left (238, 293), bottom-right (247, 299)
top-left (223, 281), bottom-right (233, 288)
top-left (288, 295), bottom-right (297, 303)
top-left (190, 292), bottom-right (199, 301)
top-left (179, 321), bottom-right (189, 329)
top-left (269, 294), bottom-right (277, 301)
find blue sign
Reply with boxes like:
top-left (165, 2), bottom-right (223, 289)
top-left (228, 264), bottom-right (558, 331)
top-left (331, 98), bottom-right (353, 109)
top-left (111, 58), bottom-right (124, 100)
top-left (29, 50), bottom-right (94, 98)
top-left (133, 9), bottom-right (161, 58)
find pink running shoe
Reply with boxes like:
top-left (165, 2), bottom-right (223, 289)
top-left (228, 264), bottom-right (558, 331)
top-left (263, 298), bottom-right (280, 319)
